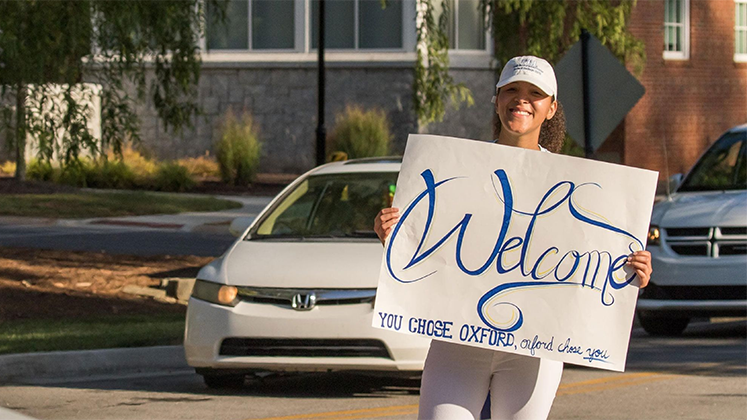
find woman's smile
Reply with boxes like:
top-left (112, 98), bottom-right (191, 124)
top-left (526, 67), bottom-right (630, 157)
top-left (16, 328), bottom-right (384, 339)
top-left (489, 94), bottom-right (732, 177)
top-left (496, 81), bottom-right (557, 141)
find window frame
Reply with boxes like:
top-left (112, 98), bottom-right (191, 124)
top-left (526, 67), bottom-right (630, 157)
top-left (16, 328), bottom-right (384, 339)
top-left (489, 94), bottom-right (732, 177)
top-left (736, 0), bottom-right (747, 62)
top-left (663, 0), bottom-right (690, 61)
top-left (447, 0), bottom-right (490, 52)
top-left (204, 0), bottom-right (302, 53)
top-left (200, 0), bottom-right (492, 67)
top-left (307, 0), bottom-right (407, 52)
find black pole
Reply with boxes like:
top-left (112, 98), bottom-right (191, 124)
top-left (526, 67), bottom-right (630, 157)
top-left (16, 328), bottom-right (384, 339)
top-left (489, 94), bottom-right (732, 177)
top-left (581, 29), bottom-right (593, 159)
top-left (315, 0), bottom-right (326, 166)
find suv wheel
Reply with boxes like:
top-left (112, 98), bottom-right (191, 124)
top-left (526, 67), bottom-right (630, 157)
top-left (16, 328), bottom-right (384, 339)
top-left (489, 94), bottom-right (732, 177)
top-left (201, 373), bottom-right (246, 389)
top-left (638, 313), bottom-right (690, 336)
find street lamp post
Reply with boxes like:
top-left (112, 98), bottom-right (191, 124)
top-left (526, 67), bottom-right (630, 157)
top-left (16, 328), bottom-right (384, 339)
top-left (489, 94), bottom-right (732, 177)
top-left (315, 0), bottom-right (326, 166)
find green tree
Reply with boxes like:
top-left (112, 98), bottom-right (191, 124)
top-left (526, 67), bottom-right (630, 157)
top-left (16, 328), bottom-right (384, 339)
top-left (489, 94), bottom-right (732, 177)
top-left (0, 0), bottom-right (226, 181)
top-left (413, 0), bottom-right (645, 124)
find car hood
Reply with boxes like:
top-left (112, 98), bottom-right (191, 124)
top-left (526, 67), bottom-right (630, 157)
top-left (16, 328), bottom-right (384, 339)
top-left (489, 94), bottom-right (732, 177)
top-left (221, 240), bottom-right (386, 288)
top-left (652, 190), bottom-right (747, 227)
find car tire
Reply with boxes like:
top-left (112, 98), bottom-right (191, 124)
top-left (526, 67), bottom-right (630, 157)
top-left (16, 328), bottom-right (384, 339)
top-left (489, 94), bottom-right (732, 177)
top-left (202, 373), bottom-right (246, 389)
top-left (638, 313), bottom-right (690, 336)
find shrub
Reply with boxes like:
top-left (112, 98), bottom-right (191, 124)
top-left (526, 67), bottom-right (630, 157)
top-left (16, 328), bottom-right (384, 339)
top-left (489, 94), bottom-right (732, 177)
top-left (26, 159), bottom-right (56, 182)
top-left (177, 151), bottom-right (220, 179)
top-left (90, 160), bottom-right (137, 189)
top-left (153, 162), bottom-right (196, 192)
top-left (216, 110), bottom-right (262, 186)
top-left (58, 159), bottom-right (95, 187)
top-left (327, 105), bottom-right (391, 160)
top-left (109, 146), bottom-right (158, 185)
top-left (122, 146), bottom-right (158, 182)
top-left (0, 161), bottom-right (16, 176)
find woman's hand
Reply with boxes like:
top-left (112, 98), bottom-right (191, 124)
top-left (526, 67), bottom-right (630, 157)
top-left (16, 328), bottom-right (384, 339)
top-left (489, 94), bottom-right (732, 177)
top-left (374, 207), bottom-right (400, 245)
top-left (627, 250), bottom-right (652, 288)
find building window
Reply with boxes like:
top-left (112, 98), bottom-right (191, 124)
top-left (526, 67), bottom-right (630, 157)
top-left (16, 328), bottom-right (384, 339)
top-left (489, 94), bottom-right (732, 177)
top-left (432, 0), bottom-right (486, 51)
top-left (736, 0), bottom-right (747, 62)
top-left (663, 0), bottom-right (689, 60)
top-left (206, 0), bottom-right (295, 50)
top-left (310, 0), bottom-right (403, 50)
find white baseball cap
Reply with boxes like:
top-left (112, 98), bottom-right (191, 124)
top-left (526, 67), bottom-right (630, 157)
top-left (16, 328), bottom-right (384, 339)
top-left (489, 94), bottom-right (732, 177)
top-left (495, 56), bottom-right (557, 99)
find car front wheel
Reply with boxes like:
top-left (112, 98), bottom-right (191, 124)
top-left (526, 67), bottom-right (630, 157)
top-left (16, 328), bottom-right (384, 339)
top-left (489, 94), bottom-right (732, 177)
top-left (638, 313), bottom-right (690, 336)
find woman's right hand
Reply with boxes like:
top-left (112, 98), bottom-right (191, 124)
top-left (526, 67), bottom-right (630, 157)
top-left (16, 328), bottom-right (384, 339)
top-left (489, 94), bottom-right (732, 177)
top-left (374, 207), bottom-right (400, 245)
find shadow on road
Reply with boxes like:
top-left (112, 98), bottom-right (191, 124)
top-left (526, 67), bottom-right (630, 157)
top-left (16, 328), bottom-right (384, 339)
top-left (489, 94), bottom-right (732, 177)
top-left (626, 319), bottom-right (746, 377)
top-left (28, 371), bottom-right (421, 400)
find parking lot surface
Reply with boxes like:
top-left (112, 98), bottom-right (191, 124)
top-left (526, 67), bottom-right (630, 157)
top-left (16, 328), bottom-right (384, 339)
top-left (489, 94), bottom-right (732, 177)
top-left (2, 320), bottom-right (744, 420)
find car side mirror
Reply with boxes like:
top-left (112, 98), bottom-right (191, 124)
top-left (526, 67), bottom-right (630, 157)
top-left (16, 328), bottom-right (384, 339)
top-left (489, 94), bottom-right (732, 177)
top-left (668, 173), bottom-right (683, 191)
top-left (229, 217), bottom-right (254, 237)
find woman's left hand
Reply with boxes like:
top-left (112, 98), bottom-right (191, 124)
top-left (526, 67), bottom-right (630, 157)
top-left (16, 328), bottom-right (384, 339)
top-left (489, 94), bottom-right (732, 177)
top-left (627, 251), bottom-right (652, 288)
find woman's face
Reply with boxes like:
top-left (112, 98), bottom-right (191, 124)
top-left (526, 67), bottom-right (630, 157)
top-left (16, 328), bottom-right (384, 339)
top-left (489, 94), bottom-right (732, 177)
top-left (495, 81), bottom-right (557, 138)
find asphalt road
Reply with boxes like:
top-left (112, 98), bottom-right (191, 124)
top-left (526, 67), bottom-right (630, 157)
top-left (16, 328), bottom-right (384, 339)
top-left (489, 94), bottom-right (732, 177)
top-left (0, 195), bottom-right (272, 257)
top-left (0, 224), bottom-right (236, 257)
top-left (3, 320), bottom-right (745, 420)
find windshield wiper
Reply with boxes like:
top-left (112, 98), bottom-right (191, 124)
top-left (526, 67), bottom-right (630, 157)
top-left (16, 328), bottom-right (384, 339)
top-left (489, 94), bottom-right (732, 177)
top-left (248, 234), bottom-right (306, 240)
top-left (344, 230), bottom-right (379, 238)
top-left (249, 231), bottom-right (379, 240)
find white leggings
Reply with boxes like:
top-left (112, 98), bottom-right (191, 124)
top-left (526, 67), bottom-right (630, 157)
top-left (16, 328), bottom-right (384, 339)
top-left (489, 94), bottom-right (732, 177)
top-left (418, 340), bottom-right (563, 420)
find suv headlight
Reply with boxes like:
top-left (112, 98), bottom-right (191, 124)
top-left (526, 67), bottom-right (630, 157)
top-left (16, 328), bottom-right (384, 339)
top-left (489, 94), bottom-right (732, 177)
top-left (191, 280), bottom-right (239, 307)
top-left (647, 225), bottom-right (661, 246)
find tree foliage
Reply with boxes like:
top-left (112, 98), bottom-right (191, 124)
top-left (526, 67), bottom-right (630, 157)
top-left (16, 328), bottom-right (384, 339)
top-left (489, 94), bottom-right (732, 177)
top-left (413, 0), bottom-right (645, 124)
top-left (0, 0), bottom-right (225, 180)
top-left (413, 0), bottom-right (474, 125)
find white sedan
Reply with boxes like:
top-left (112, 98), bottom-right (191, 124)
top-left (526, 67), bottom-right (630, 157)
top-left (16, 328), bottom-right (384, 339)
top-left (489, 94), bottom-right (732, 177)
top-left (639, 123), bottom-right (747, 335)
top-left (184, 157), bottom-right (430, 388)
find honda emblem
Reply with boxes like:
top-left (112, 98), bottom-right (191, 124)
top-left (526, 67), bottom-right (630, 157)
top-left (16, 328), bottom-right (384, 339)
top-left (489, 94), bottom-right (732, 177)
top-left (291, 292), bottom-right (317, 311)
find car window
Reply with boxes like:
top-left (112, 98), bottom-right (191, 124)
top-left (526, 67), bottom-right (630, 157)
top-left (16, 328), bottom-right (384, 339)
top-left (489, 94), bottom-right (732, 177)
top-left (678, 132), bottom-right (746, 192)
top-left (252, 172), bottom-right (398, 239)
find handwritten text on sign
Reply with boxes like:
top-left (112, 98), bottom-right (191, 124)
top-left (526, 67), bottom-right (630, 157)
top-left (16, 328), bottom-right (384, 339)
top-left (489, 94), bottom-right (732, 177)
top-left (372, 135), bottom-right (658, 371)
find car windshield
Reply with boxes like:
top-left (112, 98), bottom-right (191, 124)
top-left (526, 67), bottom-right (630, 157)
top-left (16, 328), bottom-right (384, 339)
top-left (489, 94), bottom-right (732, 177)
top-left (249, 172), bottom-right (398, 240)
top-left (678, 132), bottom-right (746, 192)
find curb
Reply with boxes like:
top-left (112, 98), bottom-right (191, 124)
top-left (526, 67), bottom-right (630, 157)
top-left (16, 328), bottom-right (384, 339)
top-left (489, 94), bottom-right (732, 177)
top-left (0, 345), bottom-right (190, 385)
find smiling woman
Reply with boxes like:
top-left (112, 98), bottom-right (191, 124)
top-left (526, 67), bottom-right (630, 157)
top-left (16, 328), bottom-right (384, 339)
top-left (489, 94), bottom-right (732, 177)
top-left (372, 55), bottom-right (654, 420)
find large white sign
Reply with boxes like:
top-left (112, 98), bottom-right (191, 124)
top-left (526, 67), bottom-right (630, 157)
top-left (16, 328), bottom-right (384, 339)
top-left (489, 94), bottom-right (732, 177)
top-left (373, 135), bottom-right (658, 371)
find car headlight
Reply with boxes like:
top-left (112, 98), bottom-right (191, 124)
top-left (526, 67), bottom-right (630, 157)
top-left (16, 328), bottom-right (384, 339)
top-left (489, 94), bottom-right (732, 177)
top-left (191, 280), bottom-right (239, 307)
top-left (647, 225), bottom-right (661, 246)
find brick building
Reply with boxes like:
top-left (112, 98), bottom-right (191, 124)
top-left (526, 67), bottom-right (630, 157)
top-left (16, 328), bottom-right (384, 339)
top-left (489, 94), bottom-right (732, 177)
top-left (623, 0), bottom-right (747, 178)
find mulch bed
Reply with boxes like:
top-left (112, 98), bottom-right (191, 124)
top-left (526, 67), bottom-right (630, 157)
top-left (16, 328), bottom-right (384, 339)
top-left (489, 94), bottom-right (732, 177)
top-left (0, 247), bottom-right (213, 321)
top-left (0, 177), bottom-right (80, 195)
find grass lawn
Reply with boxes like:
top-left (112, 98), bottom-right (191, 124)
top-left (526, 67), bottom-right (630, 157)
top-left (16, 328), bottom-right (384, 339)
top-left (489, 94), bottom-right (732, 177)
top-left (0, 191), bottom-right (242, 218)
top-left (0, 314), bottom-right (185, 355)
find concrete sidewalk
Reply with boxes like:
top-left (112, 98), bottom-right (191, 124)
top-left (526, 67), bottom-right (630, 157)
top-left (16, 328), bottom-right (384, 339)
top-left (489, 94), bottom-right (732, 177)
top-left (0, 346), bottom-right (190, 385)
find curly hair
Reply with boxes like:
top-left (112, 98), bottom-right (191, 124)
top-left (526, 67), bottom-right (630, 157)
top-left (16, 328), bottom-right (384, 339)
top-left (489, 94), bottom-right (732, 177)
top-left (492, 100), bottom-right (567, 154)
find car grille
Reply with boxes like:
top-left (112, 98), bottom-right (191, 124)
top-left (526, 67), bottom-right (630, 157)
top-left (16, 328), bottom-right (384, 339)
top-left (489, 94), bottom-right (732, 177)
top-left (219, 338), bottom-right (392, 359)
top-left (641, 283), bottom-right (747, 301)
top-left (664, 226), bottom-right (747, 257)
top-left (235, 287), bottom-right (376, 308)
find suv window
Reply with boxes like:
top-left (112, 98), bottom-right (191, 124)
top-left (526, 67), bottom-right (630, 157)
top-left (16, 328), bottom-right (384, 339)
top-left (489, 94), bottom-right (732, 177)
top-left (251, 172), bottom-right (398, 239)
top-left (678, 132), bottom-right (746, 192)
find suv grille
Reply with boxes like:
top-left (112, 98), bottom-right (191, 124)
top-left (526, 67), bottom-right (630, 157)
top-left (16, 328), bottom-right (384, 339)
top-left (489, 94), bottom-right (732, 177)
top-left (219, 338), bottom-right (392, 359)
top-left (664, 226), bottom-right (747, 257)
top-left (641, 283), bottom-right (747, 301)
